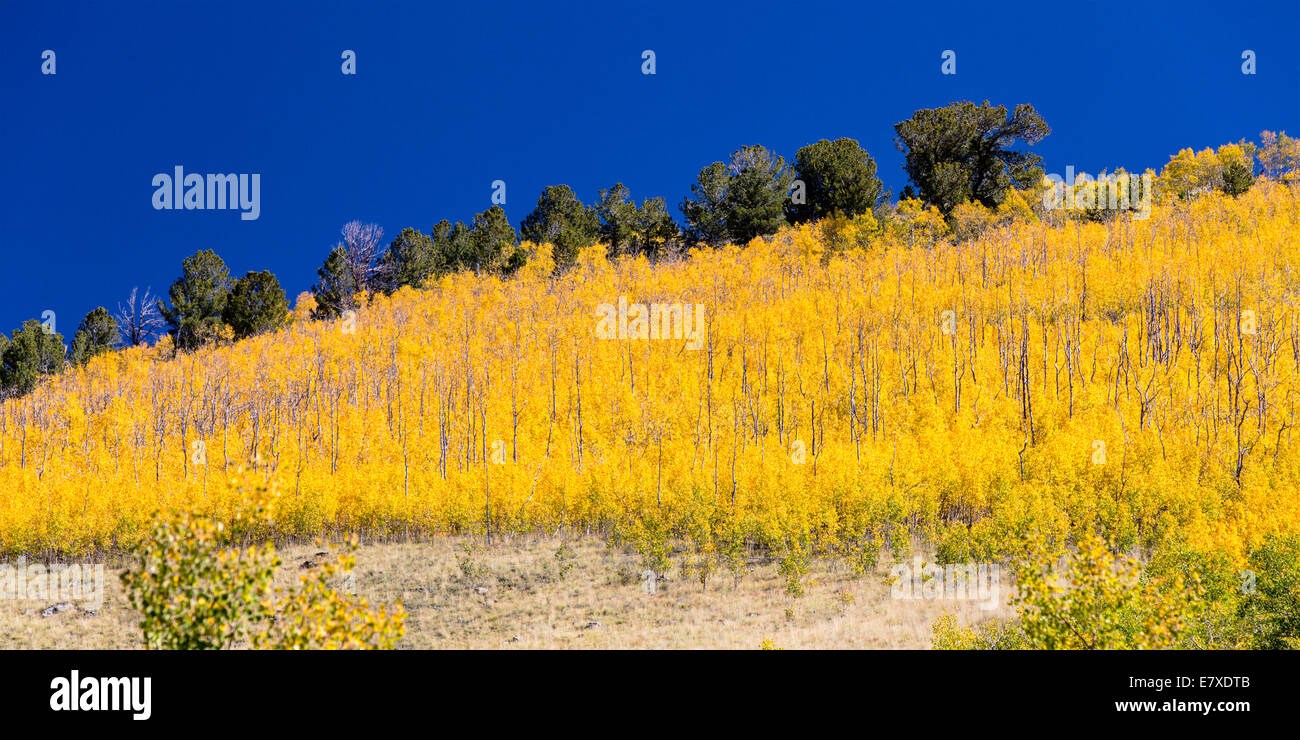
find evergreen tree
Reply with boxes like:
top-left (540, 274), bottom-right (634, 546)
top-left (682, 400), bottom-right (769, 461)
top-left (311, 246), bottom-right (357, 320)
top-left (721, 145), bottom-right (794, 243)
top-left (894, 101), bottom-right (1050, 216)
top-left (680, 161), bottom-right (732, 247)
top-left (634, 197), bottom-right (680, 259)
top-left (786, 137), bottom-right (886, 223)
top-left (377, 228), bottom-right (437, 292)
top-left (597, 185), bottom-right (680, 259)
top-left (69, 307), bottom-right (120, 365)
top-left (596, 183), bottom-right (639, 257)
top-left (681, 146), bottom-right (792, 246)
top-left (158, 249), bottom-right (232, 351)
top-left (0, 319), bottom-right (66, 395)
top-left (469, 206), bottom-right (525, 275)
top-left (520, 185), bottom-right (599, 272)
top-left (1221, 160), bottom-right (1255, 197)
top-left (223, 270), bottom-right (289, 339)
top-left (435, 219), bottom-right (475, 274)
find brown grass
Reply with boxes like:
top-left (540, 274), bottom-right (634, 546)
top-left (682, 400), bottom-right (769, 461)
top-left (0, 535), bottom-right (1012, 649)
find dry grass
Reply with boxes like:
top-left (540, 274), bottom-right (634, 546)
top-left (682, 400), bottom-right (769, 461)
top-left (0, 535), bottom-right (1013, 649)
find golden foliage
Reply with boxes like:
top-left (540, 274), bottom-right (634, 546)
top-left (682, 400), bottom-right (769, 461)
top-left (120, 473), bottom-right (404, 649)
top-left (5, 180), bottom-right (1300, 576)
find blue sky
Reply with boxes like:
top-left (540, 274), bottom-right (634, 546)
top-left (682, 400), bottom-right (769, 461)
top-left (1, 0), bottom-right (1296, 338)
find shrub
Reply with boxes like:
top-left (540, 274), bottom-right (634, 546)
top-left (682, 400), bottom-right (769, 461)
top-left (1237, 534), bottom-right (1300, 649)
top-left (121, 510), bottom-right (278, 649)
top-left (121, 474), bottom-right (405, 649)
top-left (931, 613), bottom-right (1027, 650)
top-left (1014, 534), bottom-right (1196, 649)
top-left (932, 533), bottom-right (1199, 650)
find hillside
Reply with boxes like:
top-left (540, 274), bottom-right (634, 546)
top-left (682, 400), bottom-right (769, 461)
top-left (2, 181), bottom-right (1299, 575)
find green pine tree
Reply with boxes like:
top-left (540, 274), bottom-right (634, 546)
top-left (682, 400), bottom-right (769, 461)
top-left (1, 319), bottom-right (66, 396)
top-left (69, 307), bottom-right (120, 365)
top-left (223, 271), bottom-right (289, 339)
top-left (159, 249), bottom-right (232, 351)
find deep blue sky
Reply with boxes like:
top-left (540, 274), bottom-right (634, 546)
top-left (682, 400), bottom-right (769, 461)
top-left (2, 1), bottom-right (1297, 338)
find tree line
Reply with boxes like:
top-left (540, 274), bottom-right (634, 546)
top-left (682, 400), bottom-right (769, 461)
top-left (3, 100), bottom-right (1297, 399)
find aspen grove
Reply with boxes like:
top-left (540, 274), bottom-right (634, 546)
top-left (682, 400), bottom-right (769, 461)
top-left (2, 176), bottom-right (1299, 582)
